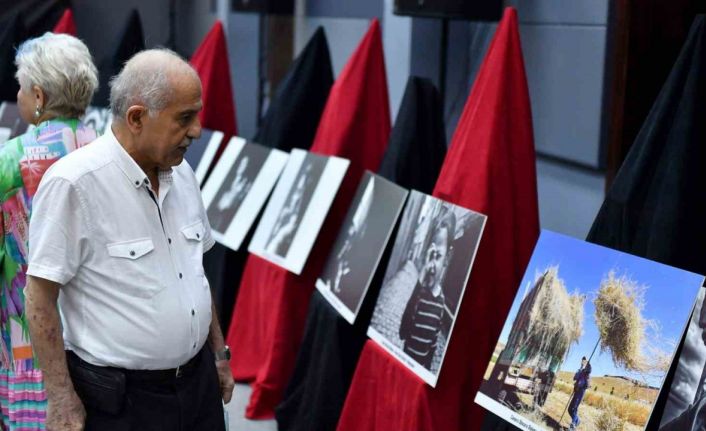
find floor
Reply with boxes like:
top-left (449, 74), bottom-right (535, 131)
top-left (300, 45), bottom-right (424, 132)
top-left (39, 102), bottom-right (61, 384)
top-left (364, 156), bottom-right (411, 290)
top-left (225, 383), bottom-right (278, 431)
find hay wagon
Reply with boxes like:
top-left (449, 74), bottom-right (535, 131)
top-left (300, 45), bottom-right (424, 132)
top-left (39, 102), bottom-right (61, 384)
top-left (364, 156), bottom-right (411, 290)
top-left (485, 267), bottom-right (584, 406)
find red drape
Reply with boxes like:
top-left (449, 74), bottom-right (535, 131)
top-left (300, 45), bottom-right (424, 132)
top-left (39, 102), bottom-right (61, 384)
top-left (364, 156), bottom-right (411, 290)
top-left (190, 20), bottom-right (237, 145)
top-left (225, 19), bottom-right (391, 419)
top-left (337, 8), bottom-right (540, 431)
top-left (52, 9), bottom-right (76, 36)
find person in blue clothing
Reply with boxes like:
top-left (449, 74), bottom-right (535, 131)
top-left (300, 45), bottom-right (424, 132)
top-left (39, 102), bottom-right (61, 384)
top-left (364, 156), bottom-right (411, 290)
top-left (568, 356), bottom-right (591, 430)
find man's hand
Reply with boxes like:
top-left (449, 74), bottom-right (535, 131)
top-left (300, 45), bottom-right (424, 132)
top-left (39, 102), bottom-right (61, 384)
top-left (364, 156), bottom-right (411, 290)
top-left (216, 360), bottom-right (235, 404)
top-left (46, 388), bottom-right (86, 431)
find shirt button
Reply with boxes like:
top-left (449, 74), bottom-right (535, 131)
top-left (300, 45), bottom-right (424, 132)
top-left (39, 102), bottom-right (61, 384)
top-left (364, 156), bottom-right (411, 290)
top-left (129, 250), bottom-right (135, 256)
top-left (193, 343), bottom-right (196, 349)
top-left (179, 273), bottom-right (183, 279)
top-left (134, 180), bottom-right (139, 186)
top-left (168, 238), bottom-right (172, 244)
top-left (191, 309), bottom-right (195, 316)
top-left (196, 233), bottom-right (200, 239)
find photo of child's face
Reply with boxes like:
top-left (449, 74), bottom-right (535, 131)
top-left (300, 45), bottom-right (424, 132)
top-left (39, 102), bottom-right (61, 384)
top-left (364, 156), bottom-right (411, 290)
top-left (420, 228), bottom-right (449, 290)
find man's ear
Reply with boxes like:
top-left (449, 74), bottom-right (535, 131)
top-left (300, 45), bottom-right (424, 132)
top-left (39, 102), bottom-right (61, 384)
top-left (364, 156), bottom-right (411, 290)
top-left (125, 105), bottom-right (149, 134)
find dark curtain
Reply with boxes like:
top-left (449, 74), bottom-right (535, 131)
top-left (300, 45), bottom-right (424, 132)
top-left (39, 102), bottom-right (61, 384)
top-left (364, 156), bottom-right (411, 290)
top-left (0, 0), bottom-right (68, 102)
top-left (275, 77), bottom-right (446, 431)
top-left (588, 15), bottom-right (706, 431)
top-left (204, 27), bottom-right (333, 334)
top-left (93, 9), bottom-right (145, 107)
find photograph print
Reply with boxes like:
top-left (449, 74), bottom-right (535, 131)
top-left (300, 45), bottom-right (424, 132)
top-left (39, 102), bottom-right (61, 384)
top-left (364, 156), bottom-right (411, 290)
top-left (201, 137), bottom-right (288, 251)
top-left (249, 148), bottom-right (350, 275)
top-left (474, 230), bottom-right (704, 431)
top-left (0, 102), bottom-right (29, 144)
top-left (187, 130), bottom-right (225, 185)
top-left (658, 287), bottom-right (706, 430)
top-left (367, 190), bottom-right (487, 387)
top-left (315, 171), bottom-right (409, 324)
top-left (82, 106), bottom-right (113, 135)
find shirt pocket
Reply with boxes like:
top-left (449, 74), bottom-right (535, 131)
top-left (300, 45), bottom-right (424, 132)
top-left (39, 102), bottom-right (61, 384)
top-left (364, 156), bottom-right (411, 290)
top-left (180, 221), bottom-right (212, 311)
top-left (181, 220), bottom-right (205, 270)
top-left (106, 238), bottom-right (166, 298)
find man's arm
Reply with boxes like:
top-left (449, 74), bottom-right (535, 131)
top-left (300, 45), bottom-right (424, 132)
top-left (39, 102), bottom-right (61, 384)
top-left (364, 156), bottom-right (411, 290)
top-left (25, 275), bottom-right (85, 431)
top-left (208, 297), bottom-right (235, 404)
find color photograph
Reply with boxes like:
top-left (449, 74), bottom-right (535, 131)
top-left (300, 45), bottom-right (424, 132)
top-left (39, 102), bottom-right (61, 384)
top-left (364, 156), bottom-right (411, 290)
top-left (249, 149), bottom-right (350, 275)
top-left (475, 231), bottom-right (704, 431)
top-left (201, 138), bottom-right (288, 251)
top-left (315, 171), bottom-right (409, 324)
top-left (367, 190), bottom-right (487, 387)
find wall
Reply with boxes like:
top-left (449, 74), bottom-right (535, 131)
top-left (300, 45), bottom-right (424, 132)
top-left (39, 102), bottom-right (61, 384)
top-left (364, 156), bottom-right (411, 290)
top-left (510, 0), bottom-right (608, 238)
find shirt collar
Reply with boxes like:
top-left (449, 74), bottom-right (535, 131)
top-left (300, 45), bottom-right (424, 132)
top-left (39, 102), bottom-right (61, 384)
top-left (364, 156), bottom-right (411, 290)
top-left (106, 126), bottom-right (173, 189)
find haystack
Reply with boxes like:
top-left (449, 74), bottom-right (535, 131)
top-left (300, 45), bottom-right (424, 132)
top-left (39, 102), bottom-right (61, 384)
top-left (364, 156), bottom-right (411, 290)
top-left (524, 267), bottom-right (584, 366)
top-left (594, 271), bottom-right (646, 371)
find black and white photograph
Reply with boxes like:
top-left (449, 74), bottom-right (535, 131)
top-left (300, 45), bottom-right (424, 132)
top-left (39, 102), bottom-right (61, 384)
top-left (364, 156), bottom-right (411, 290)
top-left (82, 106), bottom-right (113, 135)
top-left (0, 102), bottom-right (29, 144)
top-left (186, 129), bottom-right (225, 185)
top-left (367, 191), bottom-right (487, 387)
top-left (249, 149), bottom-right (350, 275)
top-left (201, 138), bottom-right (288, 251)
top-left (315, 171), bottom-right (409, 324)
top-left (659, 287), bottom-right (706, 430)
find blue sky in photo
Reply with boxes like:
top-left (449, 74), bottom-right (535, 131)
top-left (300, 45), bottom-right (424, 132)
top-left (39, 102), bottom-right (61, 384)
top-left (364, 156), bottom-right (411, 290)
top-left (496, 230), bottom-right (705, 387)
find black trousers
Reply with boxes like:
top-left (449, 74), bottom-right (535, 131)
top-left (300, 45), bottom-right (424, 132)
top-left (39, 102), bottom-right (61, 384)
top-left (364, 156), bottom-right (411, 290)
top-left (68, 347), bottom-right (226, 431)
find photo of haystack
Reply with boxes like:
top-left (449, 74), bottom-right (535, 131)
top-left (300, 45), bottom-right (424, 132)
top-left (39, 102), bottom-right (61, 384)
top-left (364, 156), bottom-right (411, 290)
top-left (475, 230), bottom-right (704, 431)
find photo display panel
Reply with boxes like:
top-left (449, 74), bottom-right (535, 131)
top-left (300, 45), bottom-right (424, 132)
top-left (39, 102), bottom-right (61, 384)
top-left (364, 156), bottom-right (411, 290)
top-left (248, 149), bottom-right (350, 275)
top-left (367, 190), bottom-right (487, 387)
top-left (0, 102), bottom-right (29, 144)
top-left (190, 130), bottom-right (225, 186)
top-left (474, 230), bottom-right (705, 431)
top-left (201, 137), bottom-right (288, 251)
top-left (315, 171), bottom-right (409, 324)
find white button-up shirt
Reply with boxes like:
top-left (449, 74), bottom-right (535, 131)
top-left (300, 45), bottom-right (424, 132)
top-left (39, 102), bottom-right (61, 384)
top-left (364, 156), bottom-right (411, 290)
top-left (27, 127), bottom-right (215, 370)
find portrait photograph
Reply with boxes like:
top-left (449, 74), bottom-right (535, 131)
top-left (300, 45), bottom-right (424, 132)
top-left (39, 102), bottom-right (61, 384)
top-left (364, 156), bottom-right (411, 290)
top-left (249, 149), bottom-right (350, 275)
top-left (367, 190), bottom-right (487, 387)
top-left (474, 230), bottom-right (704, 431)
top-left (201, 138), bottom-right (288, 251)
top-left (0, 102), bottom-right (28, 144)
top-left (187, 129), bottom-right (225, 186)
top-left (658, 287), bottom-right (706, 430)
top-left (82, 106), bottom-right (113, 135)
top-left (315, 171), bottom-right (409, 324)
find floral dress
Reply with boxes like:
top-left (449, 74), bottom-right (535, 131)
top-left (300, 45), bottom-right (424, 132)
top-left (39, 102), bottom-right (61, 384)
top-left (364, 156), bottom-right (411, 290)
top-left (0, 119), bottom-right (96, 430)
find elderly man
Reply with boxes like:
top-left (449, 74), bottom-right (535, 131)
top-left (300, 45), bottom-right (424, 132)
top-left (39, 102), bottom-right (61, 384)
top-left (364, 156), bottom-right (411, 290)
top-left (24, 49), bottom-right (234, 431)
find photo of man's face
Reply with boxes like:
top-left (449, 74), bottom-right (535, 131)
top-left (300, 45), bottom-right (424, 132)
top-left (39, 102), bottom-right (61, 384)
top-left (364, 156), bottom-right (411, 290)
top-left (419, 227), bottom-right (449, 290)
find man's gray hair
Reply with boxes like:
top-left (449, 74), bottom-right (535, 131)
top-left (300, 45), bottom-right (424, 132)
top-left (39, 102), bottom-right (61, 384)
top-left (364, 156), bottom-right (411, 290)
top-left (109, 48), bottom-right (199, 120)
top-left (15, 32), bottom-right (98, 118)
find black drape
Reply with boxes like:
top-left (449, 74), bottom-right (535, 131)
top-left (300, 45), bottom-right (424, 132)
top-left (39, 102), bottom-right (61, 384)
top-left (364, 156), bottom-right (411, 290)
top-left (483, 14), bottom-right (706, 431)
top-left (0, 13), bottom-right (24, 103)
top-left (275, 76), bottom-right (447, 431)
top-left (0, 0), bottom-right (68, 102)
top-left (93, 9), bottom-right (145, 107)
top-left (204, 27), bottom-right (334, 334)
